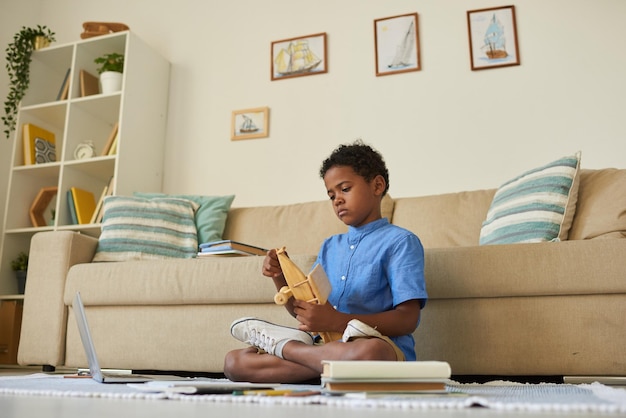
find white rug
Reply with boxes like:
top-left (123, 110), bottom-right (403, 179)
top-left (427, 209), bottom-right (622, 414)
top-left (1, 374), bottom-right (625, 413)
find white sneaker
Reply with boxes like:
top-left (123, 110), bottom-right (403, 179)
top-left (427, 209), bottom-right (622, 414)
top-left (341, 319), bottom-right (405, 361)
top-left (341, 319), bottom-right (383, 342)
top-left (230, 317), bottom-right (314, 358)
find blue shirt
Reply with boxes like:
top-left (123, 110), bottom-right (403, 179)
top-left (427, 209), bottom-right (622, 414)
top-left (315, 217), bottom-right (427, 360)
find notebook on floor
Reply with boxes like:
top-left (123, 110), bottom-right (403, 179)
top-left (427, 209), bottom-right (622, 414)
top-left (73, 291), bottom-right (152, 383)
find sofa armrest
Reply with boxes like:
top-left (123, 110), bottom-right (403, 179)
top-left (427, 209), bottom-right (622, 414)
top-left (18, 231), bottom-right (98, 367)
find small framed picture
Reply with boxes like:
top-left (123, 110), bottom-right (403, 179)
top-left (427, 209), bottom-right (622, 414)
top-left (271, 33), bottom-right (327, 81)
top-left (231, 107), bottom-right (269, 140)
top-left (374, 13), bottom-right (420, 76)
top-left (467, 5), bottom-right (520, 71)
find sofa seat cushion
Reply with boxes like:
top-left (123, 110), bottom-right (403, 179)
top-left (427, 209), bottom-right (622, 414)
top-left (568, 168), bottom-right (626, 240)
top-left (64, 254), bottom-right (317, 306)
top-left (392, 189), bottom-right (496, 248)
top-left (424, 239), bottom-right (626, 300)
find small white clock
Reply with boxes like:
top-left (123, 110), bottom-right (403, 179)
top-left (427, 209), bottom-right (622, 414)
top-left (74, 141), bottom-right (96, 160)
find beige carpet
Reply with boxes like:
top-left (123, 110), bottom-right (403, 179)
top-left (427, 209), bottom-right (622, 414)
top-left (1, 374), bottom-right (626, 413)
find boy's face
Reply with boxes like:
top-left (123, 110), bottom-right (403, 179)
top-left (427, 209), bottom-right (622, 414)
top-left (323, 165), bottom-right (385, 228)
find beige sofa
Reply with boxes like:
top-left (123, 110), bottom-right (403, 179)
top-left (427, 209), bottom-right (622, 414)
top-left (18, 169), bottom-right (626, 377)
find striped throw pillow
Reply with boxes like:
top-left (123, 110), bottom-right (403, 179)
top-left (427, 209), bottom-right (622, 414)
top-left (93, 196), bottom-right (199, 261)
top-left (479, 152), bottom-right (581, 245)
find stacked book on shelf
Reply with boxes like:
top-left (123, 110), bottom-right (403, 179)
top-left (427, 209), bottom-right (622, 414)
top-left (101, 122), bottom-right (119, 156)
top-left (90, 176), bottom-right (115, 224)
top-left (320, 360), bottom-right (451, 394)
top-left (67, 187), bottom-right (96, 225)
top-left (197, 240), bottom-right (268, 257)
top-left (66, 177), bottom-right (114, 225)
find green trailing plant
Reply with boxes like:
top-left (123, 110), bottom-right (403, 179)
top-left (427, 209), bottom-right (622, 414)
top-left (10, 251), bottom-right (29, 271)
top-left (94, 52), bottom-right (124, 74)
top-left (3, 25), bottom-right (56, 139)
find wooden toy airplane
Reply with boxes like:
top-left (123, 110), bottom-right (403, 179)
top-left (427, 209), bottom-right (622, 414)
top-left (274, 247), bottom-right (342, 343)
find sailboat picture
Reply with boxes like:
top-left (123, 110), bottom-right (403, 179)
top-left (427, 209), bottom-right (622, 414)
top-left (271, 33), bottom-right (327, 81)
top-left (467, 6), bottom-right (520, 71)
top-left (231, 107), bottom-right (269, 140)
top-left (375, 13), bottom-right (421, 76)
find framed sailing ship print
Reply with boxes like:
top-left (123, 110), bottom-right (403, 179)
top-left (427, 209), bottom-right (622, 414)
top-left (374, 13), bottom-right (420, 76)
top-left (271, 33), bottom-right (327, 81)
top-left (467, 5), bottom-right (520, 70)
top-left (231, 107), bottom-right (269, 140)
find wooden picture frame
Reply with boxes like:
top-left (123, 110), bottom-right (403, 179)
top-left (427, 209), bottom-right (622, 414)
top-left (231, 107), bottom-right (269, 140)
top-left (271, 33), bottom-right (327, 81)
top-left (467, 5), bottom-right (520, 71)
top-left (374, 13), bottom-right (420, 76)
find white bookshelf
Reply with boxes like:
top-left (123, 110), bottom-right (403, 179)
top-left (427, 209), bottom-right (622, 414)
top-left (0, 31), bottom-right (170, 296)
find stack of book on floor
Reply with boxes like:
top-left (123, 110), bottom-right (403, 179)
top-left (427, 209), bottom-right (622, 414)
top-left (321, 360), bottom-right (451, 394)
top-left (197, 240), bottom-right (268, 257)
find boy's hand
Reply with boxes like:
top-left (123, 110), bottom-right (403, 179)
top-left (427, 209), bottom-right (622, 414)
top-left (292, 299), bottom-right (342, 334)
top-left (262, 248), bottom-right (284, 278)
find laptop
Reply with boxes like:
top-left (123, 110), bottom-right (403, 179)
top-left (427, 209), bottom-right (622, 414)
top-left (73, 291), bottom-right (152, 383)
top-left (72, 292), bottom-right (276, 392)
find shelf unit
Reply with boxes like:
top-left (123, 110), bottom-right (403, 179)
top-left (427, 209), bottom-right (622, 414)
top-left (0, 31), bottom-right (170, 297)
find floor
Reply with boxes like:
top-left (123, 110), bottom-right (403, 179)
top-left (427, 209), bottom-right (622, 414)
top-left (1, 366), bottom-right (625, 417)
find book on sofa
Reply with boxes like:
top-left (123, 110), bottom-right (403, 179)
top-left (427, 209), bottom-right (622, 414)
top-left (198, 240), bottom-right (268, 256)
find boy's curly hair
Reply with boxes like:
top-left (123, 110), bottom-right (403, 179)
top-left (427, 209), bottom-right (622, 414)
top-left (319, 140), bottom-right (390, 196)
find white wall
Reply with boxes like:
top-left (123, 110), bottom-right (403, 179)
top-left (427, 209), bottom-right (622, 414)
top-left (2, 0), bottom-right (625, 209)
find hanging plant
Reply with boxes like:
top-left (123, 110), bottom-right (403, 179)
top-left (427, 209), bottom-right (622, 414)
top-left (3, 25), bottom-right (56, 139)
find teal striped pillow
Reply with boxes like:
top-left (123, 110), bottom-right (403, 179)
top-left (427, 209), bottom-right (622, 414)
top-left (479, 152), bottom-right (581, 245)
top-left (93, 196), bottom-right (199, 261)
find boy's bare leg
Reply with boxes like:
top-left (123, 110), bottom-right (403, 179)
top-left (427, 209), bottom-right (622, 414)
top-left (224, 347), bottom-right (320, 383)
top-left (224, 338), bottom-right (396, 383)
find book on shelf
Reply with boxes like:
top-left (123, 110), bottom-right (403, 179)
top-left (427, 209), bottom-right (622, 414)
top-left (320, 360), bottom-right (451, 394)
top-left (56, 68), bottom-right (71, 100)
top-left (107, 130), bottom-right (119, 155)
top-left (79, 69), bottom-right (99, 97)
top-left (34, 137), bottom-right (56, 163)
top-left (89, 176), bottom-right (115, 224)
top-left (70, 187), bottom-right (97, 224)
top-left (101, 122), bottom-right (119, 156)
top-left (67, 190), bottom-right (78, 225)
top-left (198, 240), bottom-right (268, 256)
top-left (22, 123), bottom-right (55, 165)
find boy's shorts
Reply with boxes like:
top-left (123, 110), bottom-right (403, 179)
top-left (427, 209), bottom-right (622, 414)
top-left (329, 319), bottom-right (405, 361)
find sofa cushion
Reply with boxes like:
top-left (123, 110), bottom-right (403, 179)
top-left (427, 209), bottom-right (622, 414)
top-left (391, 189), bottom-right (496, 248)
top-left (221, 195), bottom-right (393, 255)
top-left (93, 196), bottom-right (199, 261)
top-left (134, 193), bottom-right (235, 244)
top-left (568, 169), bottom-right (626, 240)
top-left (64, 254), bottom-right (317, 305)
top-left (479, 152), bottom-right (581, 245)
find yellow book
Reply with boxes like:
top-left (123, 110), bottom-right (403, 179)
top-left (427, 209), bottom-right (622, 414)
top-left (23, 124), bottom-right (56, 165)
top-left (70, 187), bottom-right (96, 224)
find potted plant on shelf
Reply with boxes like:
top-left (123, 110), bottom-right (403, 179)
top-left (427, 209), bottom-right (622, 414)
top-left (2, 25), bottom-right (56, 139)
top-left (95, 52), bottom-right (124, 94)
top-left (11, 251), bottom-right (29, 294)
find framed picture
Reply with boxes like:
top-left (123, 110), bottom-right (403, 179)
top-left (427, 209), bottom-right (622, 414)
top-left (231, 107), bottom-right (269, 140)
top-left (467, 5), bottom-right (520, 71)
top-left (271, 33), bottom-right (327, 81)
top-left (374, 13), bottom-right (420, 76)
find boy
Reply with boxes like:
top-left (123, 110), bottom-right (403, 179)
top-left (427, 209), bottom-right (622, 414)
top-left (224, 141), bottom-right (427, 383)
